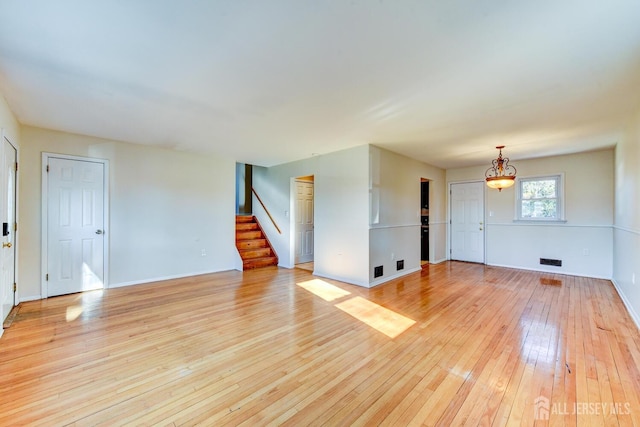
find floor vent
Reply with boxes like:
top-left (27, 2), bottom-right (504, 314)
top-left (540, 258), bottom-right (562, 267)
top-left (396, 260), bottom-right (404, 271)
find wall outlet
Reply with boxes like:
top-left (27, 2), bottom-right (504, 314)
top-left (583, 248), bottom-right (590, 256)
top-left (201, 249), bottom-right (207, 257)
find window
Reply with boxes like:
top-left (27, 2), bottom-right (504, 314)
top-left (516, 174), bottom-right (564, 221)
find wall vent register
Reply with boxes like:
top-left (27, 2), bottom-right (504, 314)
top-left (540, 258), bottom-right (562, 267)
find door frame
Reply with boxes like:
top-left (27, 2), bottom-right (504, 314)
top-left (1, 129), bottom-right (18, 319)
top-left (293, 178), bottom-right (314, 265)
top-left (41, 153), bottom-right (110, 298)
top-left (447, 180), bottom-right (487, 263)
top-left (289, 176), bottom-right (315, 268)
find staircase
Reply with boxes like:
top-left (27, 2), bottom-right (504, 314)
top-left (236, 216), bottom-right (278, 269)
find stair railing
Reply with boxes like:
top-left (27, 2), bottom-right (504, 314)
top-left (251, 187), bottom-right (282, 234)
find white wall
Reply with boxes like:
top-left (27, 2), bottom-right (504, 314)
top-left (613, 109), bottom-right (640, 327)
top-left (446, 149), bottom-right (614, 279)
top-left (252, 145), bottom-right (370, 286)
top-left (18, 126), bottom-right (236, 300)
top-left (368, 146), bottom-right (446, 285)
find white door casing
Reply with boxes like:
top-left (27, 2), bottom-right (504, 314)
top-left (0, 135), bottom-right (17, 323)
top-left (294, 180), bottom-right (314, 264)
top-left (42, 154), bottom-right (109, 297)
top-left (450, 181), bottom-right (485, 263)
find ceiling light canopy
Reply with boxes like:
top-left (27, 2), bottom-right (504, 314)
top-left (485, 146), bottom-right (517, 192)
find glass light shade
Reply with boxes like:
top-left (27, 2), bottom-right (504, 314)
top-left (486, 175), bottom-right (516, 190)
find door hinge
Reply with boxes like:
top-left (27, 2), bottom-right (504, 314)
top-left (14, 222), bottom-right (17, 232)
top-left (15, 162), bottom-right (18, 172)
top-left (13, 283), bottom-right (16, 292)
top-left (46, 273), bottom-right (49, 281)
top-left (46, 165), bottom-right (49, 172)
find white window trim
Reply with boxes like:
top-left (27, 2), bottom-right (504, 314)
top-left (514, 173), bottom-right (566, 222)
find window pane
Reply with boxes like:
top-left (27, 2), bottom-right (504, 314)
top-left (521, 199), bottom-right (557, 218)
top-left (522, 179), bottom-right (556, 199)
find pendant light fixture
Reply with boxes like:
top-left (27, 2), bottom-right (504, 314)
top-left (485, 146), bottom-right (516, 192)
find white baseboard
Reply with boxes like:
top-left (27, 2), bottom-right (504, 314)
top-left (368, 267), bottom-right (422, 288)
top-left (486, 262), bottom-right (611, 280)
top-left (311, 271), bottom-right (369, 288)
top-left (611, 278), bottom-right (640, 332)
top-left (19, 295), bottom-right (42, 303)
top-left (429, 258), bottom-right (448, 265)
top-left (311, 267), bottom-right (422, 289)
top-left (109, 269), bottom-right (230, 289)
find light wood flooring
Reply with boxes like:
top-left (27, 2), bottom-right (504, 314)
top-left (1, 262), bottom-right (640, 426)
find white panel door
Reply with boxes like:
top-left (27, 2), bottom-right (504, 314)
top-left (47, 158), bottom-right (105, 297)
top-left (0, 137), bottom-right (17, 323)
top-left (295, 180), bottom-right (314, 264)
top-left (450, 182), bottom-right (485, 263)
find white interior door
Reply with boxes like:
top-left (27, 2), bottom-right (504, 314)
top-left (47, 157), bottom-right (105, 297)
top-left (450, 182), bottom-right (485, 263)
top-left (294, 180), bottom-right (314, 264)
top-left (0, 136), bottom-right (17, 323)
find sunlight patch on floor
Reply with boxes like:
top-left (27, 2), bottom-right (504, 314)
top-left (82, 262), bottom-right (104, 291)
top-left (296, 279), bottom-right (351, 302)
top-left (66, 289), bottom-right (104, 322)
top-left (335, 296), bottom-right (416, 338)
top-left (66, 305), bottom-right (84, 322)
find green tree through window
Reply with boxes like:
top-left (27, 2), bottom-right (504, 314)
top-left (518, 176), bottom-right (563, 220)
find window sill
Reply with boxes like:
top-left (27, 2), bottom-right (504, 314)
top-left (513, 219), bottom-right (567, 224)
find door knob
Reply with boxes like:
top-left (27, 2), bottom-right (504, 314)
top-left (95, 229), bottom-right (103, 235)
top-left (2, 242), bottom-right (11, 248)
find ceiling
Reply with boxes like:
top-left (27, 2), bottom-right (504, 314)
top-left (1, 1), bottom-right (639, 169)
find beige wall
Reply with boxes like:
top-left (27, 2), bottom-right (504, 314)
top-left (369, 146), bottom-right (446, 285)
top-left (253, 144), bottom-right (447, 288)
top-left (0, 93), bottom-right (20, 326)
top-left (0, 92), bottom-right (20, 146)
top-left (253, 145), bottom-right (371, 286)
top-left (18, 126), bottom-right (236, 300)
top-left (446, 149), bottom-right (614, 278)
top-left (613, 108), bottom-right (640, 326)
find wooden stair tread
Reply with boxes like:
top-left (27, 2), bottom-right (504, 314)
top-left (236, 223), bottom-right (259, 231)
top-left (243, 256), bottom-right (278, 269)
top-left (235, 215), bottom-right (278, 270)
top-left (236, 230), bottom-right (262, 240)
top-left (239, 247), bottom-right (273, 259)
top-left (236, 239), bottom-right (268, 249)
top-left (235, 215), bottom-right (254, 223)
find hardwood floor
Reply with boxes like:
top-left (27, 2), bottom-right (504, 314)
top-left (1, 262), bottom-right (640, 426)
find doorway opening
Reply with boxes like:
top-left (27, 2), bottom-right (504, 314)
top-left (420, 179), bottom-right (429, 266)
top-left (235, 163), bottom-right (253, 215)
top-left (293, 176), bottom-right (314, 270)
top-left (41, 153), bottom-right (109, 297)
